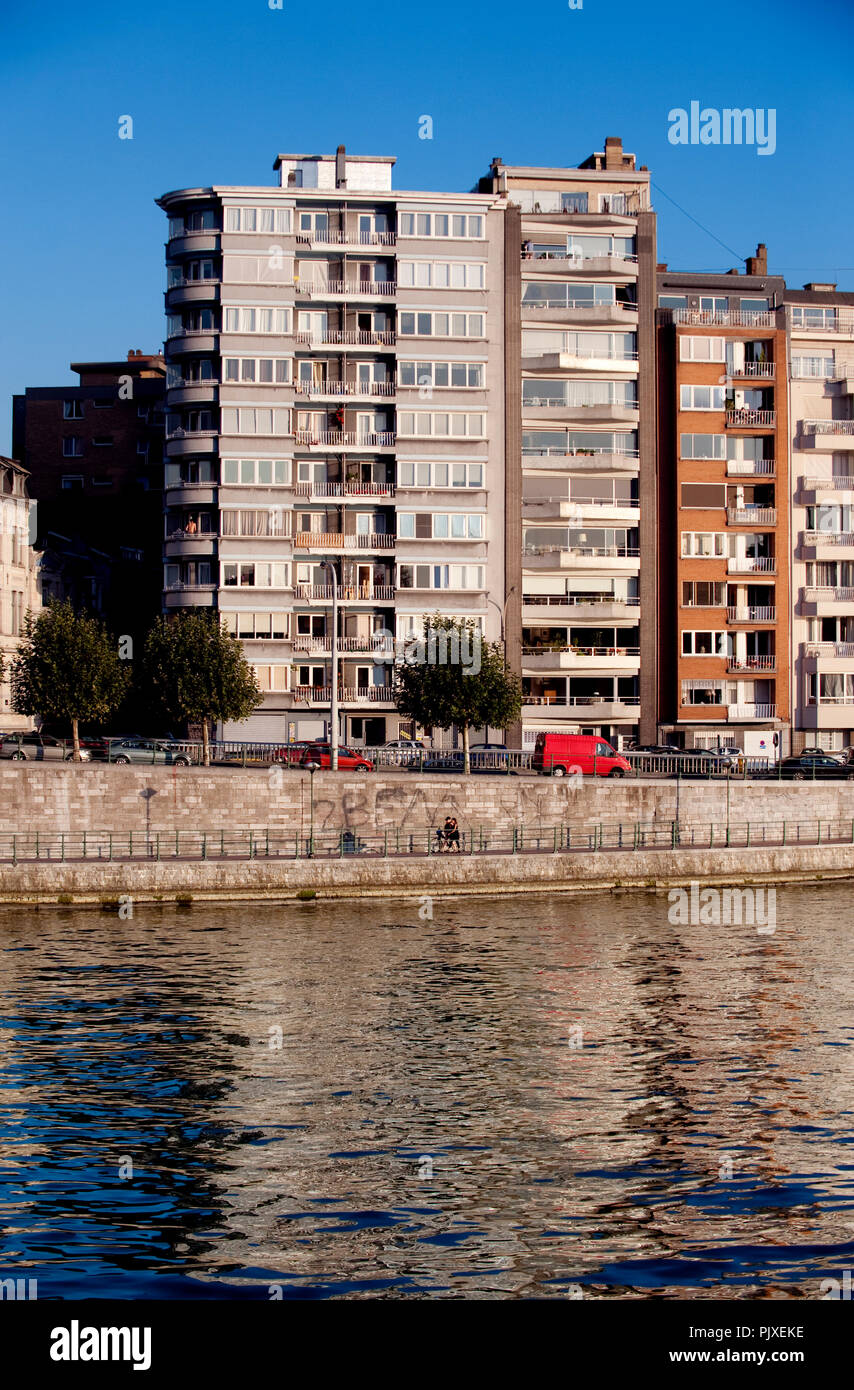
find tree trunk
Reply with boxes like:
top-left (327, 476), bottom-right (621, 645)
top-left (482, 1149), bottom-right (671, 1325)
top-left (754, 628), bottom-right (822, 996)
top-left (71, 716), bottom-right (81, 763)
top-left (202, 719), bottom-right (210, 768)
top-left (462, 722), bottom-right (470, 776)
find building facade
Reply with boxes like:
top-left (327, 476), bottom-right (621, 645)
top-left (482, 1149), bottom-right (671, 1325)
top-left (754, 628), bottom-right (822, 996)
top-left (655, 250), bottom-right (792, 754)
top-left (485, 138), bottom-right (657, 748)
top-left (158, 148), bottom-right (507, 743)
top-left (0, 458), bottom-right (41, 730)
top-left (786, 285), bottom-right (854, 752)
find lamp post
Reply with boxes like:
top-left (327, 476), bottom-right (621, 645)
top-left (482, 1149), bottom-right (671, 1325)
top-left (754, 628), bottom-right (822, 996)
top-left (487, 585), bottom-right (516, 658)
top-left (305, 760), bottom-right (320, 856)
top-left (319, 557), bottom-right (339, 771)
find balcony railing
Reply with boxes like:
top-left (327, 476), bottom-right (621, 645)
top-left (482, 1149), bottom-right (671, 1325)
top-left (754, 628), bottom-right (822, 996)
top-left (522, 645), bottom-right (640, 657)
top-left (293, 532), bottom-right (395, 550)
top-left (522, 300), bottom-right (638, 314)
top-left (522, 447), bottom-right (639, 460)
top-left (727, 606), bottom-right (776, 623)
top-left (294, 583), bottom-right (395, 601)
top-left (293, 685), bottom-right (395, 703)
top-left (726, 458), bottom-right (775, 476)
top-left (294, 430), bottom-right (395, 447)
top-left (292, 482), bottom-right (395, 498)
top-left (802, 419), bottom-right (854, 436)
top-left (728, 556), bottom-right (776, 573)
top-left (671, 309), bottom-right (777, 328)
top-left (295, 230), bottom-right (396, 247)
top-left (296, 280), bottom-right (397, 298)
top-left (523, 394), bottom-right (638, 411)
top-left (804, 531), bottom-right (854, 546)
top-left (523, 545), bottom-right (640, 559)
top-left (522, 594), bottom-right (640, 607)
top-left (520, 695), bottom-right (641, 708)
top-left (727, 656), bottom-right (776, 672)
top-left (728, 361), bottom-right (776, 378)
top-left (804, 477), bottom-right (854, 491)
top-left (294, 381), bottom-right (395, 397)
top-left (727, 507), bottom-right (777, 525)
top-left (293, 636), bottom-right (388, 654)
top-left (787, 307), bottom-right (854, 336)
top-left (805, 642), bottom-right (854, 658)
top-left (804, 586), bottom-right (854, 603)
top-left (727, 703), bottom-right (777, 720)
top-left (295, 330), bottom-right (396, 347)
top-left (726, 408), bottom-right (776, 427)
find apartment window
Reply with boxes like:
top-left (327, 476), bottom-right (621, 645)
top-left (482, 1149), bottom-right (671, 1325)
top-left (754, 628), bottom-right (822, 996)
top-left (740, 299), bottom-right (769, 311)
top-left (224, 357), bottom-right (291, 384)
top-left (137, 441), bottom-right (150, 456)
top-left (681, 631), bottom-right (727, 656)
top-left (221, 509), bottom-right (289, 537)
top-left (184, 259), bottom-right (215, 281)
top-left (682, 581), bottom-right (725, 607)
top-left (561, 193), bottom-right (588, 213)
top-left (62, 437), bottom-right (83, 457)
top-left (397, 460), bottom-right (484, 489)
top-left (522, 282), bottom-right (617, 309)
top-left (397, 261), bottom-right (486, 289)
top-left (680, 385), bottom-right (726, 410)
top-left (659, 295), bottom-right (688, 309)
top-left (223, 307), bottom-right (291, 334)
top-left (700, 297), bottom-right (728, 312)
top-left (225, 255), bottom-right (293, 284)
top-left (92, 436), bottom-right (114, 447)
top-left (91, 476), bottom-right (113, 487)
top-left (223, 611), bottom-right (289, 640)
top-left (398, 361), bottom-right (485, 388)
top-left (397, 512), bottom-right (484, 539)
top-left (679, 336), bottom-right (727, 362)
top-left (221, 458), bottom-right (289, 486)
top-left (397, 412), bottom-right (484, 438)
top-left (681, 532), bottom-right (726, 557)
top-left (225, 206), bottom-right (291, 234)
top-left (790, 306), bottom-right (838, 331)
top-left (397, 563), bottom-right (485, 590)
top-left (681, 680), bottom-right (726, 705)
top-left (680, 434), bottom-right (727, 460)
top-left (398, 212), bottom-right (483, 238)
top-left (63, 400), bottom-right (83, 419)
top-left (220, 406), bottom-right (291, 436)
top-left (61, 475), bottom-right (84, 489)
top-left (398, 311), bottom-right (484, 338)
top-left (184, 210), bottom-right (217, 232)
top-left (599, 194), bottom-right (627, 214)
top-left (792, 356), bottom-right (835, 379)
top-left (252, 665), bottom-right (289, 692)
top-left (221, 561), bottom-right (290, 589)
top-left (522, 379), bottom-right (637, 409)
top-left (521, 329), bottom-right (637, 360)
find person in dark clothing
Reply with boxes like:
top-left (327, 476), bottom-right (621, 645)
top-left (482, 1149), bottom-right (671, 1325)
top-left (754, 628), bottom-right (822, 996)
top-left (442, 815), bottom-right (460, 853)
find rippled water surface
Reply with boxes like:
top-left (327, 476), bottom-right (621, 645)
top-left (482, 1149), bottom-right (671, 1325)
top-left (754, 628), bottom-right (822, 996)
top-left (1, 886), bottom-right (853, 1299)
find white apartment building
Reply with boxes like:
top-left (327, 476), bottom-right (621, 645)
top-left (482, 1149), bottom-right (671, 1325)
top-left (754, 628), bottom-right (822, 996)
top-left (787, 287), bottom-right (854, 751)
top-left (0, 458), bottom-right (40, 730)
top-left (158, 148), bottom-right (507, 745)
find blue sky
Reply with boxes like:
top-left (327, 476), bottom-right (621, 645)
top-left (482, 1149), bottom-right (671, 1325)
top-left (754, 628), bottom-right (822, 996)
top-left (1, 0), bottom-right (851, 454)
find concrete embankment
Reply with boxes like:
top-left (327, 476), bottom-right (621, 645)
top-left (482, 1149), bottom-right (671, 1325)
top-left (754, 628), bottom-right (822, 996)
top-left (0, 765), bottom-right (853, 905)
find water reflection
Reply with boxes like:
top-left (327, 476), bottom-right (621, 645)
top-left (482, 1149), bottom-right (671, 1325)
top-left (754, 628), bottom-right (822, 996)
top-left (0, 886), bottom-right (852, 1298)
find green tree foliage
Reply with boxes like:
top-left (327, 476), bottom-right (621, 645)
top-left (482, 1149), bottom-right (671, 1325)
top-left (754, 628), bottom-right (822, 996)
top-left (11, 600), bottom-right (130, 759)
top-left (142, 612), bottom-right (262, 765)
top-left (393, 614), bottom-right (522, 772)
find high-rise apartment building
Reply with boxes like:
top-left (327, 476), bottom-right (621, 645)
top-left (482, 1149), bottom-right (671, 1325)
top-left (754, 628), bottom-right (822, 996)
top-left (158, 148), bottom-right (507, 743)
top-left (484, 138), bottom-right (657, 748)
top-left (786, 284), bottom-right (854, 752)
top-left (0, 457), bottom-right (41, 730)
top-left (655, 250), bottom-right (791, 753)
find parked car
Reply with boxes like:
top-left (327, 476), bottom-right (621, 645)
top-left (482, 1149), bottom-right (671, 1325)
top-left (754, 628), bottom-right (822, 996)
top-left (271, 741), bottom-right (312, 765)
top-left (383, 738), bottom-right (425, 751)
top-left (628, 744), bottom-right (681, 755)
top-left (96, 739), bottom-right (191, 766)
top-left (769, 755), bottom-right (854, 781)
top-left (470, 742), bottom-right (508, 751)
top-left (380, 738), bottom-right (426, 765)
top-left (672, 749), bottom-right (735, 775)
top-left (801, 746), bottom-right (843, 761)
top-left (532, 733), bottom-right (631, 778)
top-left (0, 732), bottom-right (90, 762)
top-left (299, 743), bottom-right (373, 772)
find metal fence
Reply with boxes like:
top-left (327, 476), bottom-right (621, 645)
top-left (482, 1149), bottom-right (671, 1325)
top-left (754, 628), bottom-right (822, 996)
top-left (3, 814), bottom-right (854, 863)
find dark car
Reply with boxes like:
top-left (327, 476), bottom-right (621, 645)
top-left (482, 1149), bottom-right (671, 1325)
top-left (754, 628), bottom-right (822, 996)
top-left (628, 743), bottom-right (681, 755)
top-left (671, 749), bottom-right (735, 777)
top-left (770, 755), bottom-right (854, 782)
top-left (300, 743), bottom-right (373, 772)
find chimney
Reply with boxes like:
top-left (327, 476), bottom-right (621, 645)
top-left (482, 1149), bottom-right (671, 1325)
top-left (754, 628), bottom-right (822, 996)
top-left (745, 242), bottom-right (768, 276)
top-left (335, 144), bottom-right (346, 189)
top-left (657, 262), bottom-right (668, 271)
top-left (604, 136), bottom-right (623, 170)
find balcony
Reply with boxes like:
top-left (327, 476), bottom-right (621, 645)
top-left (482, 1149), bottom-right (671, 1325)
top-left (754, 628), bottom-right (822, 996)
top-left (805, 642), bottom-right (854, 658)
top-left (166, 331), bottom-right (219, 355)
top-left (523, 397), bottom-right (639, 426)
top-left (522, 596), bottom-right (640, 620)
top-left (294, 430), bottom-right (396, 449)
top-left (293, 684), bottom-right (395, 704)
top-left (522, 645), bottom-right (640, 671)
top-left (295, 280), bottom-right (397, 299)
top-left (523, 497), bottom-right (640, 522)
top-left (800, 420), bottom-right (854, 450)
top-left (803, 586), bottom-right (854, 608)
top-left (726, 507), bottom-right (777, 526)
top-left (727, 655), bottom-right (776, 673)
top-left (164, 483), bottom-right (217, 506)
top-left (803, 476), bottom-right (854, 493)
top-left (787, 307), bottom-right (854, 337)
top-left (727, 703), bottom-right (778, 721)
top-left (294, 381), bottom-right (395, 399)
top-left (523, 545), bottom-right (640, 571)
top-left (727, 556), bottom-right (777, 573)
top-left (294, 583), bottom-right (395, 602)
top-left (727, 361), bottom-right (776, 379)
top-left (293, 532), bottom-right (395, 552)
top-left (166, 381), bottom-right (220, 407)
top-left (521, 695), bottom-right (641, 716)
top-left (295, 230), bottom-right (397, 247)
top-left (292, 636), bottom-right (389, 654)
top-left (292, 481), bottom-right (395, 499)
top-left (671, 309), bottom-right (777, 328)
top-left (521, 301), bottom-right (638, 327)
top-left (803, 531), bottom-right (854, 549)
top-left (163, 582), bottom-right (217, 608)
top-left (166, 282), bottom-right (221, 308)
top-left (726, 458), bottom-right (775, 477)
top-left (164, 530), bottom-right (218, 559)
top-left (727, 606), bottom-right (776, 623)
top-left (295, 329), bottom-right (396, 348)
top-left (522, 448), bottom-right (640, 473)
top-left (726, 408), bottom-right (776, 427)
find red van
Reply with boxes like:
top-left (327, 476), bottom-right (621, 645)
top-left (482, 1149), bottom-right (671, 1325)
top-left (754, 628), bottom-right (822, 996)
top-left (532, 733), bottom-right (632, 778)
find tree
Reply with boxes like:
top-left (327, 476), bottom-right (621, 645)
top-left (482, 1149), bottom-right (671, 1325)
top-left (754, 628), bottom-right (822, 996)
top-left (394, 614), bottom-right (522, 773)
top-left (142, 612), bottom-right (262, 765)
top-left (11, 600), bottom-right (130, 759)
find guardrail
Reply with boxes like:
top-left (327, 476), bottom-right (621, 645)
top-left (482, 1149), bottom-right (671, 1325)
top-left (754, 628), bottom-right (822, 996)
top-left (4, 813), bottom-right (854, 863)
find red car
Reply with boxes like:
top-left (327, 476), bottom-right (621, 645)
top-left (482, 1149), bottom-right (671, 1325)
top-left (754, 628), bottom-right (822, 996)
top-left (299, 742), bottom-right (373, 772)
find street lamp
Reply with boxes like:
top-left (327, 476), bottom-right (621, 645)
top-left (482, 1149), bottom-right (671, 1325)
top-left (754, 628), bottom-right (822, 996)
top-left (305, 759), bottom-right (320, 856)
top-left (487, 586), bottom-right (516, 658)
top-left (319, 557), bottom-right (339, 772)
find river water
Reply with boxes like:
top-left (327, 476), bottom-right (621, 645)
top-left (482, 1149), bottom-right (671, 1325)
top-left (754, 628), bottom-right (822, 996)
top-left (0, 885), bottom-right (852, 1300)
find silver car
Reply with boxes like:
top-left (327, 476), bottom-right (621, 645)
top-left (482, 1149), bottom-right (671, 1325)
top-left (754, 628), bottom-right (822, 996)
top-left (0, 732), bottom-right (90, 762)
